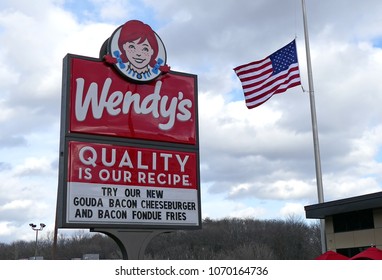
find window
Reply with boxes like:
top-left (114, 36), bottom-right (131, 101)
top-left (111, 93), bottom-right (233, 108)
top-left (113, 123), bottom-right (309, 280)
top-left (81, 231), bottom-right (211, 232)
top-left (333, 209), bottom-right (374, 233)
top-left (337, 246), bottom-right (369, 258)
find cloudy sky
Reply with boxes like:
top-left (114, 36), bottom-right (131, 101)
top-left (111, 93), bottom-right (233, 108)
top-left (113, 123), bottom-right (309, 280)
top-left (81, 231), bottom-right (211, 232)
top-left (1, 0), bottom-right (382, 243)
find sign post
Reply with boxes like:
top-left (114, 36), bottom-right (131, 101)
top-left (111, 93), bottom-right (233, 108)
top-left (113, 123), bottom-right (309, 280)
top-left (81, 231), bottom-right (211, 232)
top-left (90, 228), bottom-right (171, 260)
top-left (55, 20), bottom-right (201, 259)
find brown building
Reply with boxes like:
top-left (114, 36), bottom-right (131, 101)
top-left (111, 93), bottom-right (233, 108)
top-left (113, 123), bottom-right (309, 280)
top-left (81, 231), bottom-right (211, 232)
top-left (305, 191), bottom-right (382, 257)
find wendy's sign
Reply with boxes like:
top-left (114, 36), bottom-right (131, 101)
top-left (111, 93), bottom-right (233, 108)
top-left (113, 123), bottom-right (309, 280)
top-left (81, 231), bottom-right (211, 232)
top-left (68, 57), bottom-right (196, 144)
top-left (66, 20), bottom-right (196, 144)
top-left (56, 20), bottom-right (201, 229)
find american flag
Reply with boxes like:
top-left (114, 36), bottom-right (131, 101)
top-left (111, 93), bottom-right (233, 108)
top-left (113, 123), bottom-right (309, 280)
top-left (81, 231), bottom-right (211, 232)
top-left (234, 40), bottom-right (301, 109)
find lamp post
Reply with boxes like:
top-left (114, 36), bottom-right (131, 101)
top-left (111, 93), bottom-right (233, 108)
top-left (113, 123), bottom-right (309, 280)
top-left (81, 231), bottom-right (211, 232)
top-left (29, 223), bottom-right (45, 259)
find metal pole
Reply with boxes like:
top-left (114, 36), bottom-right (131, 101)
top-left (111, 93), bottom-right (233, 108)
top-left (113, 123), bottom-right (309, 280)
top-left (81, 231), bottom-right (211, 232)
top-left (301, 0), bottom-right (326, 253)
top-left (91, 228), bottom-right (171, 260)
top-left (29, 223), bottom-right (45, 259)
top-left (34, 229), bottom-right (39, 259)
top-left (52, 211), bottom-right (59, 259)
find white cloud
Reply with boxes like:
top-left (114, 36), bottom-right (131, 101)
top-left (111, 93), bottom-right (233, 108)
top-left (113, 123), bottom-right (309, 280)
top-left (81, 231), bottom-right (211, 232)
top-left (0, 200), bottom-right (33, 211)
top-left (0, 222), bottom-right (14, 236)
top-left (279, 203), bottom-right (306, 219)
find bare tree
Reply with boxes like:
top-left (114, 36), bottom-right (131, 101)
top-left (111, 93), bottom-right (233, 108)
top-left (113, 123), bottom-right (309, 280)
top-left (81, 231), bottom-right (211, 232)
top-left (0, 218), bottom-right (321, 260)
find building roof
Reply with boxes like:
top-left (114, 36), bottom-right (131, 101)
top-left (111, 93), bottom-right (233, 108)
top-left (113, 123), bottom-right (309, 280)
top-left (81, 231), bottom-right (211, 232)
top-left (305, 191), bottom-right (382, 219)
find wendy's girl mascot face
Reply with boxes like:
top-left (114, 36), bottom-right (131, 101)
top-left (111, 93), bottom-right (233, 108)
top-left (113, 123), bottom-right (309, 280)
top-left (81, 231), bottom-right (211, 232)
top-left (104, 20), bottom-right (170, 82)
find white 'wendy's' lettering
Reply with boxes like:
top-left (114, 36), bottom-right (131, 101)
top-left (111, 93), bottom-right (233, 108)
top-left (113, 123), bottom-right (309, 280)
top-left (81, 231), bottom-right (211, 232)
top-left (74, 78), bottom-right (192, 130)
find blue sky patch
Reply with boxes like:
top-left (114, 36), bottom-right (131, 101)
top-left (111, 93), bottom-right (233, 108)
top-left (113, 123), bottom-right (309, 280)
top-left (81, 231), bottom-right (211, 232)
top-left (372, 37), bottom-right (382, 48)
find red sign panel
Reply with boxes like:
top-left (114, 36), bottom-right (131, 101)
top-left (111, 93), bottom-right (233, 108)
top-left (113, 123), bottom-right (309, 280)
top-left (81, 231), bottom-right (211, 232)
top-left (68, 141), bottom-right (197, 189)
top-left (69, 57), bottom-right (197, 144)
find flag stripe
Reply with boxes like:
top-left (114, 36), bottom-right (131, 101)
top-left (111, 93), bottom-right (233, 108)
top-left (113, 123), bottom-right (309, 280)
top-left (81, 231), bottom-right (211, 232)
top-left (244, 65), bottom-right (300, 96)
top-left (234, 40), bottom-right (301, 109)
top-left (246, 78), bottom-right (301, 108)
top-left (234, 58), bottom-right (270, 76)
top-left (246, 79), bottom-right (301, 109)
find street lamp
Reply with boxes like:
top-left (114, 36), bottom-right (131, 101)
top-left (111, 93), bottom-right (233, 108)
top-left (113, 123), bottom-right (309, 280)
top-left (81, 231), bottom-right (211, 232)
top-left (29, 223), bottom-right (46, 259)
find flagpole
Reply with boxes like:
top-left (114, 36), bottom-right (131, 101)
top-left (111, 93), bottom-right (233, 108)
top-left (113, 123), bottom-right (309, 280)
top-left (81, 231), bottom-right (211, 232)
top-left (301, 0), bottom-right (326, 253)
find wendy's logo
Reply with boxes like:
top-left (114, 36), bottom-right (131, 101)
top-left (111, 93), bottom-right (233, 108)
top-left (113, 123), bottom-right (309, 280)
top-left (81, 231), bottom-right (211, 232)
top-left (102, 20), bottom-right (170, 83)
